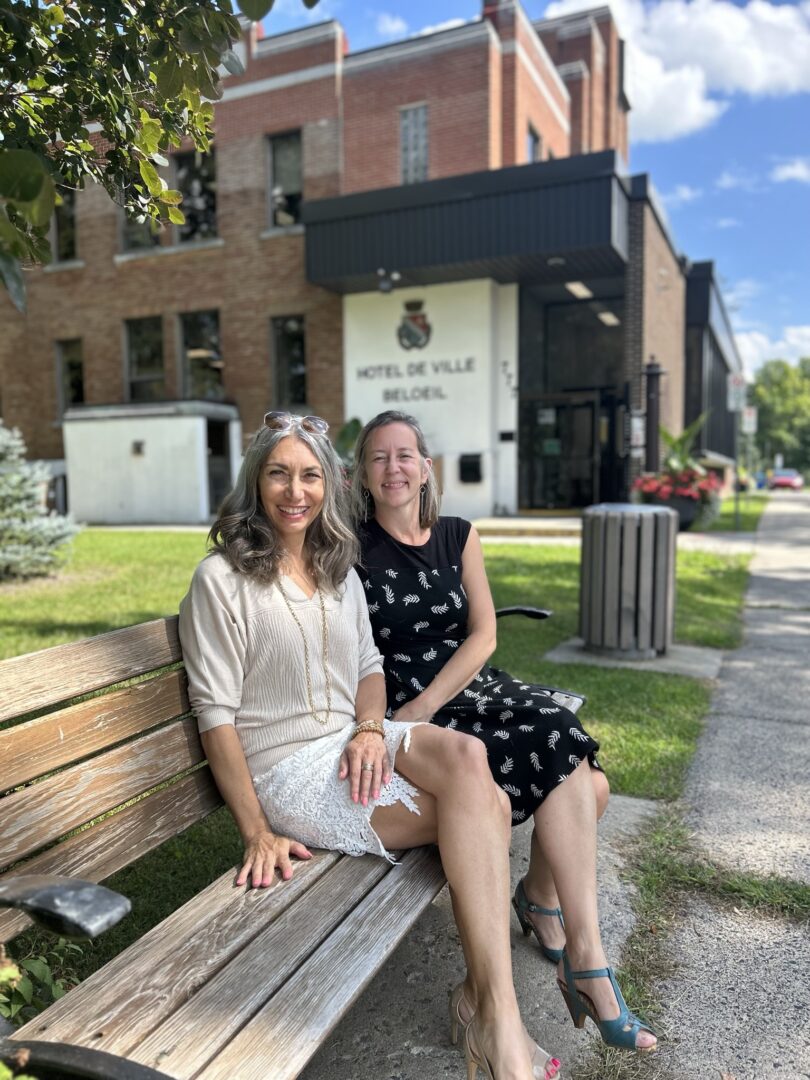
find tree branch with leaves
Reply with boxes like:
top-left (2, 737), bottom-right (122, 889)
top-left (0, 0), bottom-right (318, 310)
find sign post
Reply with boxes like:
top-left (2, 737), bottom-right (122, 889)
top-left (727, 372), bottom-right (747, 530)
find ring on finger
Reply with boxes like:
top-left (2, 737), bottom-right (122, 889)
top-left (361, 762), bottom-right (374, 772)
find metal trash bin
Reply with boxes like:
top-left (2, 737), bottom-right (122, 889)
top-left (580, 503), bottom-right (678, 659)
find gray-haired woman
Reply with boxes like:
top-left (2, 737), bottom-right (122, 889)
top-left (179, 412), bottom-right (560, 1080)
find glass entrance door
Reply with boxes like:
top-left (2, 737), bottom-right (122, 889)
top-left (519, 394), bottom-right (600, 509)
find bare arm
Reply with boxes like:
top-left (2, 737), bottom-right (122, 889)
top-left (391, 527), bottom-right (497, 724)
top-left (201, 726), bottom-right (311, 887)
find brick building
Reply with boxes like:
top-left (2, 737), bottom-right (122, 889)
top-left (0, 0), bottom-right (741, 521)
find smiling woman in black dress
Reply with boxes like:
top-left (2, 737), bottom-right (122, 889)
top-left (353, 411), bottom-right (656, 1055)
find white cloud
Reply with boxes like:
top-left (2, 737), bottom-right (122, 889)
top-left (375, 11), bottom-right (407, 37)
top-left (737, 326), bottom-right (810, 375)
top-left (715, 168), bottom-right (758, 191)
top-left (716, 217), bottom-right (741, 228)
top-left (723, 277), bottom-right (762, 313)
top-left (542, 0), bottom-right (810, 143)
top-left (770, 158), bottom-right (810, 184)
top-left (660, 183), bottom-right (703, 208)
top-left (414, 17), bottom-right (468, 36)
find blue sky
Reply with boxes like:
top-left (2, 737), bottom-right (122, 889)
top-left (265, 0), bottom-right (810, 375)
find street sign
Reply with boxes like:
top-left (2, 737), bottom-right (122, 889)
top-left (741, 406), bottom-right (758, 435)
top-left (727, 372), bottom-right (747, 412)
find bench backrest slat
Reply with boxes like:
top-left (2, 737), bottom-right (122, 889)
top-left (0, 769), bottom-right (222, 942)
top-left (0, 670), bottom-right (189, 790)
top-left (1, 716), bottom-right (204, 869)
top-left (0, 617), bottom-right (182, 723)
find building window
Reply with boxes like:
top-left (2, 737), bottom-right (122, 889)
top-left (122, 213), bottom-right (160, 253)
top-left (174, 150), bottom-right (217, 243)
top-left (400, 104), bottom-right (428, 184)
top-left (268, 132), bottom-right (303, 227)
top-left (56, 339), bottom-right (84, 416)
top-left (54, 188), bottom-right (77, 261)
top-left (271, 315), bottom-right (306, 407)
top-left (527, 125), bottom-right (542, 163)
top-left (181, 310), bottom-right (223, 400)
top-left (126, 316), bottom-right (165, 401)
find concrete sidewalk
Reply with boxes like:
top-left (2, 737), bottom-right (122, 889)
top-left (656, 491), bottom-right (810, 1080)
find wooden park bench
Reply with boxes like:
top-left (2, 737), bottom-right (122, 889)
top-left (0, 617), bottom-right (446, 1080)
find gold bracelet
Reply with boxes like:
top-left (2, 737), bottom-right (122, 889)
top-left (352, 720), bottom-right (385, 739)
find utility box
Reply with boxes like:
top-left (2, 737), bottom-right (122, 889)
top-left (580, 503), bottom-right (678, 659)
top-left (63, 401), bottom-right (241, 524)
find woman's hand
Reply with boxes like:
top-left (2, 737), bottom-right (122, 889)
top-left (236, 827), bottom-right (312, 888)
top-left (391, 699), bottom-right (434, 725)
top-left (339, 731), bottom-right (391, 807)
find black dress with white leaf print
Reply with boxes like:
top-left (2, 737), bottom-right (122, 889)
top-left (357, 517), bottom-right (601, 823)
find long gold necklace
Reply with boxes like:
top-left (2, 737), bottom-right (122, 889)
top-left (276, 578), bottom-right (332, 725)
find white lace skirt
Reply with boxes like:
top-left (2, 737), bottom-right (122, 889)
top-left (252, 721), bottom-right (424, 862)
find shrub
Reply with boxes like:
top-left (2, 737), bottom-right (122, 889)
top-left (0, 423), bottom-right (78, 581)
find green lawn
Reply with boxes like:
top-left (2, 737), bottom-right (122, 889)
top-left (706, 491), bottom-right (769, 533)
top-left (3, 531), bottom-right (750, 987)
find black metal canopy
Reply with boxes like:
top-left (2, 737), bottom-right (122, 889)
top-left (304, 150), bottom-right (630, 294)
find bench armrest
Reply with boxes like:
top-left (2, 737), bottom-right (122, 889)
top-left (495, 605), bottom-right (552, 620)
top-left (0, 875), bottom-right (131, 940)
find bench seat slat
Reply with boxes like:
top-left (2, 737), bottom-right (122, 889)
top-left (193, 846), bottom-right (446, 1080)
top-left (15, 850), bottom-right (341, 1053)
top-left (0, 617), bottom-right (181, 724)
top-left (0, 670), bottom-right (189, 790)
top-left (0, 716), bottom-right (203, 868)
top-left (130, 855), bottom-right (390, 1076)
top-left (0, 770), bottom-right (221, 942)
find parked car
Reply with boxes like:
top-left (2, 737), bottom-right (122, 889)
top-left (768, 468), bottom-right (805, 490)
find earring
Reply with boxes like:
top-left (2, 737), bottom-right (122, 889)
top-left (419, 484), bottom-right (426, 520)
top-left (362, 488), bottom-right (370, 522)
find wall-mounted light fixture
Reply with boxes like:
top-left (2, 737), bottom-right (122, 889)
top-left (377, 268), bottom-right (402, 294)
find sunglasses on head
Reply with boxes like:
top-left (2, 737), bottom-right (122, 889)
top-left (263, 411), bottom-right (330, 436)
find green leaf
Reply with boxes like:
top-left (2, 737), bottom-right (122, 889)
top-left (158, 188), bottom-right (183, 205)
top-left (138, 158), bottom-right (163, 197)
top-left (15, 975), bottom-right (34, 1004)
top-left (21, 957), bottom-right (52, 984)
top-left (155, 57), bottom-right (183, 98)
top-left (24, 171), bottom-right (56, 228)
top-left (239, 0), bottom-right (275, 20)
top-left (0, 149), bottom-right (47, 203)
top-left (167, 205), bottom-right (185, 225)
top-left (220, 48), bottom-right (245, 75)
top-left (48, 5), bottom-right (65, 24)
top-left (0, 252), bottom-right (26, 313)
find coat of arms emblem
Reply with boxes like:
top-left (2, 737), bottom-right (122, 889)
top-left (397, 300), bottom-right (431, 350)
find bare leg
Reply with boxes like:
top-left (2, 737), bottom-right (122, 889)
top-left (531, 760), bottom-right (656, 1051)
top-left (372, 726), bottom-right (535, 1078)
top-left (522, 767), bottom-right (609, 955)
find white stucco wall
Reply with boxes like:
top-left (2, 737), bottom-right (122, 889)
top-left (64, 412), bottom-right (240, 524)
top-left (344, 280), bottom-right (518, 518)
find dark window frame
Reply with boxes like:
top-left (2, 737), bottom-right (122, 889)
top-left (125, 316), bottom-right (166, 402)
top-left (267, 130), bottom-right (303, 229)
top-left (55, 338), bottom-right (85, 418)
top-left (52, 187), bottom-right (78, 262)
top-left (271, 314), bottom-right (307, 408)
top-left (527, 125), bottom-right (542, 163)
top-left (179, 308), bottom-right (224, 401)
top-left (173, 149), bottom-right (217, 245)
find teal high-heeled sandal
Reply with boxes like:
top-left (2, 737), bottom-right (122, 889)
top-left (557, 951), bottom-right (656, 1053)
top-left (512, 878), bottom-right (566, 964)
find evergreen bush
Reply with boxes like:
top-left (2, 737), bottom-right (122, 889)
top-left (0, 423), bottom-right (78, 581)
